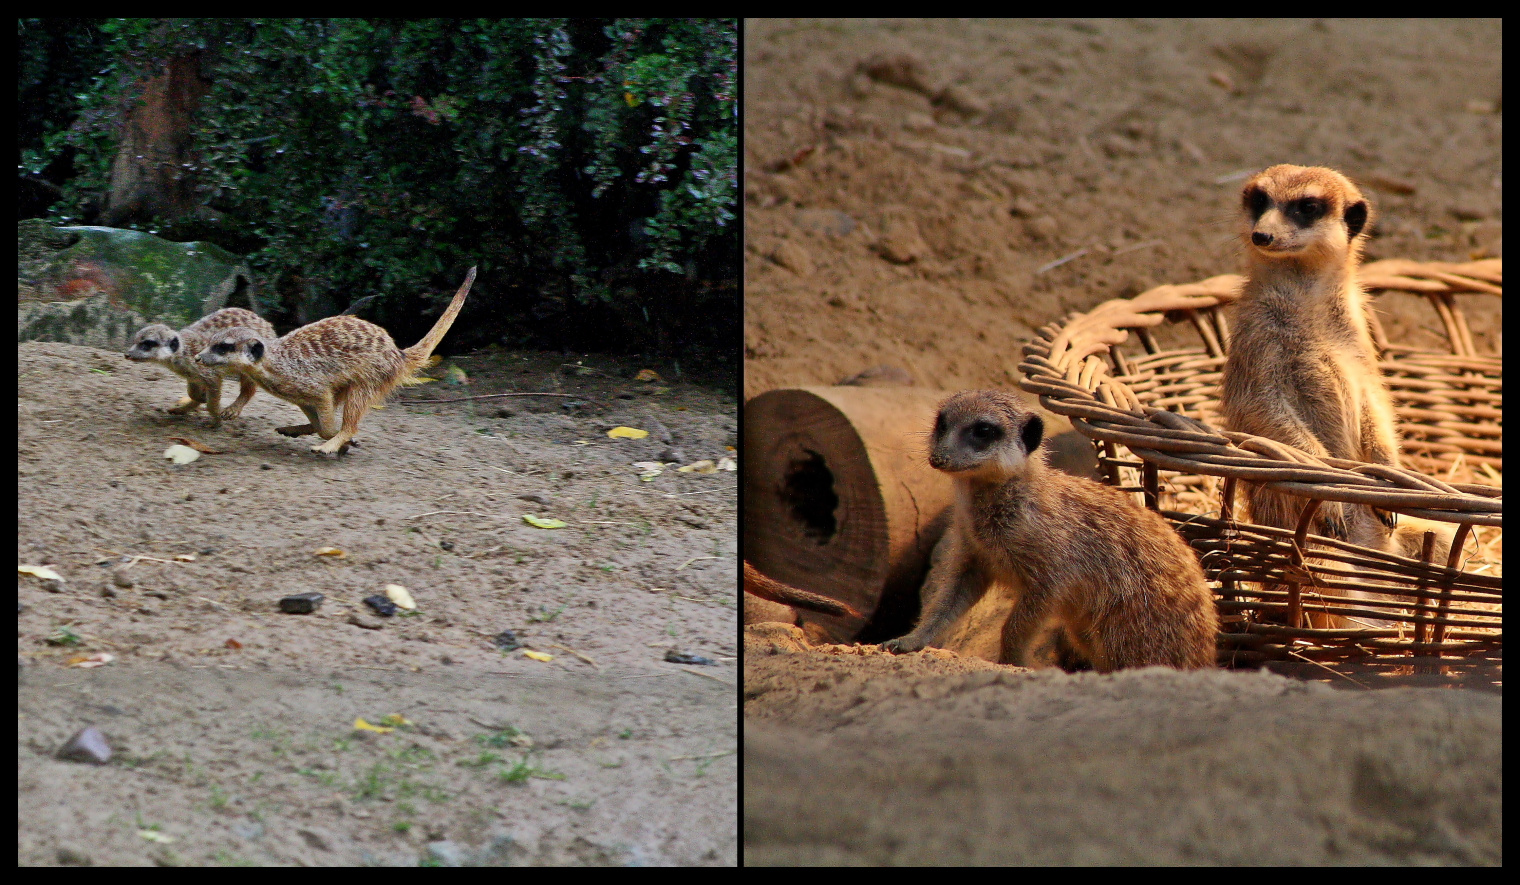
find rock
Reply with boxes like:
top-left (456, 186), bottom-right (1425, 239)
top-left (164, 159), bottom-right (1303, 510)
top-left (494, 630), bottom-right (522, 652)
top-left (363, 595), bottom-right (398, 617)
top-left (425, 840), bottom-right (467, 867)
top-left (57, 726), bottom-right (112, 764)
top-left (664, 650), bottom-right (717, 666)
top-left (858, 52), bottom-right (934, 94)
top-left (110, 568), bottom-right (134, 588)
top-left (794, 208), bottom-right (857, 237)
top-left (874, 220), bottom-right (931, 264)
top-left (769, 240), bottom-right (815, 277)
top-left (347, 613), bottom-right (384, 630)
top-left (279, 592), bottom-right (324, 614)
top-left (517, 493), bottom-right (554, 507)
top-left (934, 84), bottom-right (988, 117)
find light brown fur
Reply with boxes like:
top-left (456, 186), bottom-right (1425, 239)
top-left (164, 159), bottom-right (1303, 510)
top-left (124, 308), bottom-right (276, 425)
top-left (196, 267), bottom-right (476, 454)
top-left (1220, 165), bottom-right (1453, 628)
top-left (883, 391), bottom-right (1218, 672)
top-left (743, 561), bottom-right (860, 619)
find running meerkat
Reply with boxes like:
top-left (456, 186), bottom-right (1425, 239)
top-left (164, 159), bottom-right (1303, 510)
top-left (883, 390), bottom-right (1218, 672)
top-left (125, 307), bottom-right (277, 425)
top-left (1219, 165), bottom-right (1453, 627)
top-left (196, 267), bottom-right (476, 454)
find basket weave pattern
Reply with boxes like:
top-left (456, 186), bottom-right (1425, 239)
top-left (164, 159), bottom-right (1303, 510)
top-left (1019, 259), bottom-right (1501, 676)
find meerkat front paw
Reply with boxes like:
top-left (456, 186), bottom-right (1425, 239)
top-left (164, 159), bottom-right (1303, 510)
top-left (881, 636), bottom-right (925, 654)
top-left (311, 439), bottom-right (351, 455)
top-left (218, 405), bottom-right (246, 421)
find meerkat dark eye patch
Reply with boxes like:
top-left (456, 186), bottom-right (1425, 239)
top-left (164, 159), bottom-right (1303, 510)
top-left (1343, 201), bottom-right (1368, 238)
top-left (1243, 187), bottom-right (1270, 219)
top-left (1286, 197), bottom-right (1327, 226)
top-left (1019, 413), bottom-right (1044, 455)
top-left (167, 337), bottom-right (179, 353)
top-left (248, 340), bottom-right (265, 361)
top-left (966, 420), bottom-right (1002, 449)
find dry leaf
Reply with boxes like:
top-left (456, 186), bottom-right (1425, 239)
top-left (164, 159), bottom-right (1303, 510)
top-left (523, 515), bottom-right (567, 529)
top-left (384, 583), bottom-right (416, 610)
top-left (167, 437), bottom-right (224, 454)
top-left (522, 650), bottom-right (554, 662)
top-left (634, 368), bottom-right (663, 382)
top-left (607, 426), bottom-right (649, 439)
top-left (18, 565), bottom-right (64, 582)
top-left (314, 547), bottom-right (347, 558)
top-left (353, 718), bottom-right (394, 734)
top-left (677, 460), bottom-right (718, 474)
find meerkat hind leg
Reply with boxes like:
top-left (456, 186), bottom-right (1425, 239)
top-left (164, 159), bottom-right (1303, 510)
top-left (276, 404), bottom-right (326, 438)
top-left (311, 389), bottom-right (370, 454)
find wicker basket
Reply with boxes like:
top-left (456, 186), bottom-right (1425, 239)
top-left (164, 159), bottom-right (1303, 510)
top-left (1018, 259), bottom-right (1501, 685)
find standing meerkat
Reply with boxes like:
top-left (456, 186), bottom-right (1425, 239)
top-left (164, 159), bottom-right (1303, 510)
top-left (1219, 165), bottom-right (1451, 626)
top-left (124, 307), bottom-right (276, 425)
top-left (197, 267), bottom-right (476, 454)
top-left (883, 390), bottom-right (1218, 672)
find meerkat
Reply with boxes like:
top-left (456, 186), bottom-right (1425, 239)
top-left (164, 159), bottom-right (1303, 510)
top-left (196, 267), bottom-right (476, 454)
top-left (743, 561), bottom-right (860, 619)
top-left (124, 308), bottom-right (277, 425)
top-left (1219, 165), bottom-right (1453, 627)
top-left (882, 390), bottom-right (1218, 672)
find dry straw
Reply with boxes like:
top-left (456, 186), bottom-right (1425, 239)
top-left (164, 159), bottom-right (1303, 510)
top-left (1019, 259), bottom-right (1501, 683)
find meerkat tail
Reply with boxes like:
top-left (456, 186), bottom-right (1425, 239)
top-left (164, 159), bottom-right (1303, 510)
top-left (743, 561), bottom-right (860, 619)
top-left (401, 266), bottom-right (477, 372)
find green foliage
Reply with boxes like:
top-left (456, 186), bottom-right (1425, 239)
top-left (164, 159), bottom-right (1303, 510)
top-left (21, 18), bottom-right (737, 355)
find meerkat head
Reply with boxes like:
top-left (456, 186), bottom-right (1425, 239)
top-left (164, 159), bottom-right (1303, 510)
top-left (125, 324), bottom-right (182, 363)
top-left (196, 326), bottom-right (268, 368)
top-left (1240, 164), bottom-right (1371, 266)
top-left (928, 390), bottom-right (1045, 481)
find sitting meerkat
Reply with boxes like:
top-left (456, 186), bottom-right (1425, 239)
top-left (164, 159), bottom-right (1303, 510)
top-left (883, 390), bottom-right (1218, 672)
top-left (1219, 165), bottom-right (1454, 627)
top-left (197, 267), bottom-right (475, 454)
top-left (124, 307), bottom-right (276, 425)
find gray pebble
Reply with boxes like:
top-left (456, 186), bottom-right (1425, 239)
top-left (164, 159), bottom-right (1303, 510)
top-left (58, 726), bottom-right (112, 764)
top-left (279, 592), bottom-right (324, 614)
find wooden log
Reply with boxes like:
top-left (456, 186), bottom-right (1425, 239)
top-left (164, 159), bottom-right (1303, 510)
top-left (743, 386), bottom-right (1097, 647)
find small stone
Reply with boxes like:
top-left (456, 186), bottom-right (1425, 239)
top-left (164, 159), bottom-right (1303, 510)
top-left (494, 630), bottom-right (522, 652)
top-left (259, 463), bottom-right (273, 471)
top-left (495, 407), bottom-right (517, 418)
top-left (664, 650), bottom-right (717, 666)
top-left (657, 447), bottom-right (685, 463)
top-left (1027, 215), bottom-right (1060, 240)
top-left (517, 493), bottom-right (553, 507)
top-left (875, 220), bottom-right (930, 264)
top-left (58, 726), bottom-right (112, 764)
top-left (425, 840), bottom-right (467, 867)
top-left (347, 613), bottom-right (384, 630)
top-left (279, 592), bottom-right (324, 614)
top-left (55, 845), bottom-right (92, 865)
top-left (363, 595), bottom-right (398, 617)
top-left (933, 84), bottom-right (988, 117)
top-left (858, 52), bottom-right (933, 94)
top-left (110, 569), bottom-right (134, 588)
top-left (768, 240), bottom-right (815, 277)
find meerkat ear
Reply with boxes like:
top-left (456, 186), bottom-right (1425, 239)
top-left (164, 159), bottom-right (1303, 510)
top-left (248, 340), bottom-right (265, 361)
top-left (1344, 201), bottom-right (1369, 239)
top-left (167, 336), bottom-right (180, 353)
top-left (1019, 412), bottom-right (1045, 455)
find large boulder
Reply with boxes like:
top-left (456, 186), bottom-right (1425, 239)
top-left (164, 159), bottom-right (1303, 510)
top-left (17, 220), bottom-right (259, 349)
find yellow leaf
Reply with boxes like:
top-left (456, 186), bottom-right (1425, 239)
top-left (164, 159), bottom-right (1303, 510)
top-left (139, 830), bottom-right (176, 844)
top-left (607, 426), bottom-right (649, 439)
top-left (18, 565), bottom-right (64, 582)
top-left (314, 547), bottom-right (347, 558)
top-left (523, 515), bottom-right (567, 529)
top-left (384, 584), bottom-right (416, 610)
top-left (443, 365), bottom-right (469, 385)
top-left (634, 369), bottom-right (663, 382)
top-left (522, 650), bottom-right (553, 662)
top-left (353, 718), bottom-right (394, 734)
top-left (677, 460), bottom-right (718, 474)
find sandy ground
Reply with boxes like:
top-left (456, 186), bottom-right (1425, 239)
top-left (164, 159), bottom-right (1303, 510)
top-left (743, 18), bottom-right (1501, 865)
top-left (18, 342), bottom-right (737, 866)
